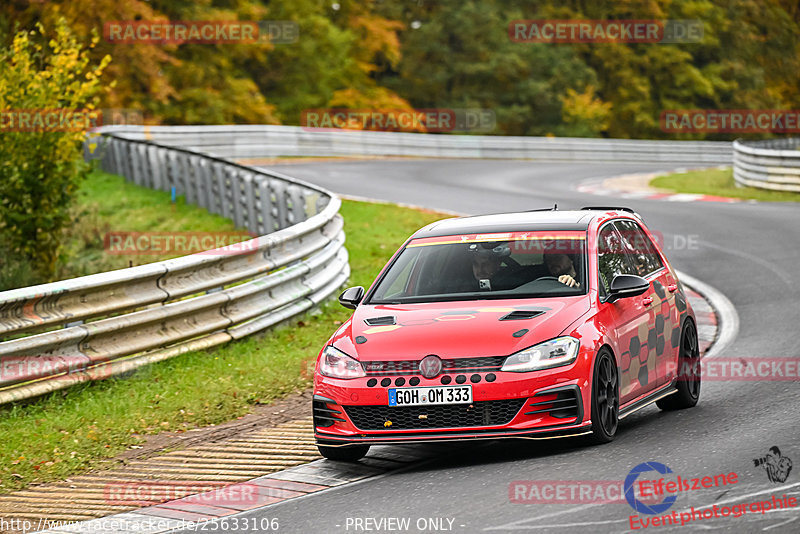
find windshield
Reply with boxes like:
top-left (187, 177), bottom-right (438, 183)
top-left (369, 231), bottom-right (586, 304)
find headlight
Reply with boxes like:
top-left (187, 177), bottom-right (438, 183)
top-left (501, 337), bottom-right (580, 372)
top-left (319, 346), bottom-right (366, 379)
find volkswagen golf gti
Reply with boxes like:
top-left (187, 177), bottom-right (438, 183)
top-left (312, 207), bottom-right (701, 461)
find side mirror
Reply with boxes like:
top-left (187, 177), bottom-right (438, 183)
top-left (606, 275), bottom-right (649, 303)
top-left (338, 286), bottom-right (365, 310)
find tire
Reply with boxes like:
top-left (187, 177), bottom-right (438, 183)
top-left (657, 320), bottom-right (701, 411)
top-left (589, 348), bottom-right (619, 444)
top-left (318, 444), bottom-right (370, 462)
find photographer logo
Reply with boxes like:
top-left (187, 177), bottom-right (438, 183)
top-left (753, 446), bottom-right (792, 483)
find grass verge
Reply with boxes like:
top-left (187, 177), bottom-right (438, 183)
top-left (57, 169), bottom-right (245, 280)
top-left (651, 167), bottom-right (800, 202)
top-left (0, 182), bottom-right (449, 492)
top-left (1, 169), bottom-right (245, 290)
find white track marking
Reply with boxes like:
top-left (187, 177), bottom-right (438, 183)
top-left (676, 270), bottom-right (739, 360)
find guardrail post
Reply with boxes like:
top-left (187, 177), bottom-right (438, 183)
top-left (184, 154), bottom-right (198, 205)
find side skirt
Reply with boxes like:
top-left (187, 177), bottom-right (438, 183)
top-left (619, 381), bottom-right (678, 420)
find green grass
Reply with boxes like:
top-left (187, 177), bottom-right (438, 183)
top-left (0, 181), bottom-right (449, 493)
top-left (1, 169), bottom-right (247, 290)
top-left (57, 169), bottom-right (245, 280)
top-left (651, 167), bottom-right (800, 202)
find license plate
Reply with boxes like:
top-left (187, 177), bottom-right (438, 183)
top-left (388, 385), bottom-right (473, 407)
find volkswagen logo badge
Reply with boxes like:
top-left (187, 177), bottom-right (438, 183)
top-left (419, 355), bottom-right (443, 379)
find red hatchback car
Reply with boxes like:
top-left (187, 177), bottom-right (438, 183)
top-left (313, 208), bottom-right (701, 461)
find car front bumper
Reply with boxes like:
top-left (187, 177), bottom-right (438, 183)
top-left (313, 366), bottom-right (593, 446)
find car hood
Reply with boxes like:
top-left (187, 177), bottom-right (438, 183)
top-left (330, 297), bottom-right (591, 361)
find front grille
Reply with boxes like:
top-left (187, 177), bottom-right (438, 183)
top-left (524, 387), bottom-right (580, 420)
top-left (444, 356), bottom-right (506, 370)
top-left (363, 356), bottom-right (506, 376)
top-left (343, 399), bottom-right (526, 430)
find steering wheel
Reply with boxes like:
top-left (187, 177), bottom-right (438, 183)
top-left (535, 276), bottom-right (560, 281)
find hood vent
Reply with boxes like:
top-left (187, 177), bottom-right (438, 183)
top-left (364, 316), bottom-right (396, 326)
top-left (500, 310), bottom-right (544, 321)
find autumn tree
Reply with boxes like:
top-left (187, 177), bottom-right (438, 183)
top-left (0, 20), bottom-right (110, 287)
top-left (374, 0), bottom-right (602, 136)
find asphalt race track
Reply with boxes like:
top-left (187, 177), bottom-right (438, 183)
top-left (179, 159), bottom-right (800, 533)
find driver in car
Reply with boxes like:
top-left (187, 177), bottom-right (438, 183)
top-left (544, 253), bottom-right (580, 288)
top-left (469, 242), bottom-right (518, 290)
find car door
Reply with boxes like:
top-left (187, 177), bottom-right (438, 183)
top-left (613, 219), bottom-right (678, 389)
top-left (596, 222), bottom-right (655, 403)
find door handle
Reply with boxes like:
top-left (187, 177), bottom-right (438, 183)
top-left (667, 284), bottom-right (678, 292)
top-left (642, 297), bottom-right (653, 306)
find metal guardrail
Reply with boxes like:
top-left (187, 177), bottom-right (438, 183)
top-left (102, 125), bottom-right (734, 165)
top-left (0, 132), bottom-right (349, 404)
top-left (733, 138), bottom-right (800, 192)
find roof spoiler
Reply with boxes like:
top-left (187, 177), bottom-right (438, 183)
top-left (527, 203), bottom-right (558, 212)
top-left (581, 206), bottom-right (634, 213)
top-left (581, 206), bottom-right (643, 220)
